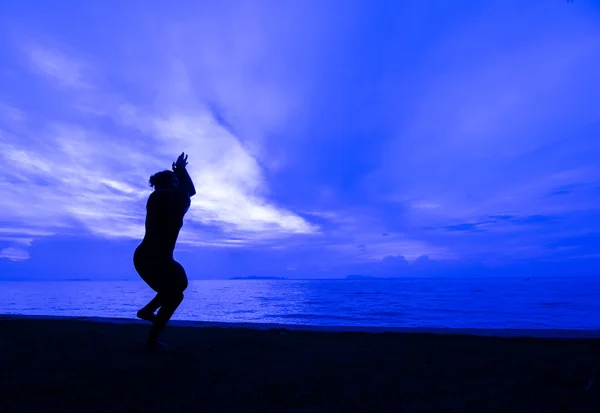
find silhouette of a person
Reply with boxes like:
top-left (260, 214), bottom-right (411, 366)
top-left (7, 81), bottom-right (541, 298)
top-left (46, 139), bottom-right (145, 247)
top-left (133, 152), bottom-right (196, 350)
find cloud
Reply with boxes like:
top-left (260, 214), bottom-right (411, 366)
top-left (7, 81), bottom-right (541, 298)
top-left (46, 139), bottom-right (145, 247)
top-left (301, 208), bottom-right (452, 263)
top-left (371, 3), bottom-right (600, 244)
top-left (547, 184), bottom-right (583, 197)
top-left (0, 42), bottom-right (319, 260)
top-left (443, 223), bottom-right (487, 233)
top-left (117, 106), bottom-right (317, 236)
top-left (0, 233), bottom-right (33, 262)
top-left (0, 247), bottom-right (30, 262)
top-left (441, 215), bottom-right (562, 233)
top-left (27, 45), bottom-right (92, 89)
top-left (2, 1), bottom-right (599, 275)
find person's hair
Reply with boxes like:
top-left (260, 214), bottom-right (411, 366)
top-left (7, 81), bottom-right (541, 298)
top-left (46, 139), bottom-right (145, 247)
top-left (148, 170), bottom-right (176, 189)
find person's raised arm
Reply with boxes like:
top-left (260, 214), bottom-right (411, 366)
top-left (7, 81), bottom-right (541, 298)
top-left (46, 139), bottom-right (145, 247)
top-left (172, 152), bottom-right (196, 197)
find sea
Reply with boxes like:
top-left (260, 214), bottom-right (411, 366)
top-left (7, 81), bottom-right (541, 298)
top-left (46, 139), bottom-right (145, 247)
top-left (2, 277), bottom-right (600, 330)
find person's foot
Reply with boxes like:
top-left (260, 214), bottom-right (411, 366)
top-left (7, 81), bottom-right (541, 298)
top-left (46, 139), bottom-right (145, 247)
top-left (137, 309), bottom-right (156, 322)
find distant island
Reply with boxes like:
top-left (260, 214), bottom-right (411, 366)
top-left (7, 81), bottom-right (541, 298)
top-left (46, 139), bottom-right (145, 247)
top-left (229, 276), bottom-right (288, 280)
top-left (345, 274), bottom-right (377, 280)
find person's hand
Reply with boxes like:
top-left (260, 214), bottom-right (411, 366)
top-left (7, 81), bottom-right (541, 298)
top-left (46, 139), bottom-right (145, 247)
top-left (172, 152), bottom-right (188, 170)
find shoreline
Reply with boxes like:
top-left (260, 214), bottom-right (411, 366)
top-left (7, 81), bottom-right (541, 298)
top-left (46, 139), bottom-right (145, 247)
top-left (3, 314), bottom-right (600, 412)
top-left (3, 313), bottom-right (600, 338)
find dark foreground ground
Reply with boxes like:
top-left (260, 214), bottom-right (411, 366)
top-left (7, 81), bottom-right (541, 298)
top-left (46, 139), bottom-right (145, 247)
top-left (2, 318), bottom-right (600, 413)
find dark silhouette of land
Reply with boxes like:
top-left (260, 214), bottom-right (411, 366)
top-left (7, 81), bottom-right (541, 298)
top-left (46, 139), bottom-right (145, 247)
top-left (229, 276), bottom-right (288, 280)
top-left (2, 316), bottom-right (600, 412)
top-left (345, 274), bottom-right (377, 280)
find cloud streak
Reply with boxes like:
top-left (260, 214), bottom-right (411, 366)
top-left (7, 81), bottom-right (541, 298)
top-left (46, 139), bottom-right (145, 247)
top-left (1, 0), bottom-right (599, 277)
top-left (0, 43), bottom-right (319, 259)
top-left (27, 45), bottom-right (93, 89)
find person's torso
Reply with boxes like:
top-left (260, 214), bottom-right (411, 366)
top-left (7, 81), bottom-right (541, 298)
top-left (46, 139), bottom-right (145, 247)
top-left (139, 189), bottom-right (190, 257)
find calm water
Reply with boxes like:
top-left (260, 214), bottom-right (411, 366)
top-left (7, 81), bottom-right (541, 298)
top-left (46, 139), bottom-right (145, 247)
top-left (2, 277), bottom-right (600, 329)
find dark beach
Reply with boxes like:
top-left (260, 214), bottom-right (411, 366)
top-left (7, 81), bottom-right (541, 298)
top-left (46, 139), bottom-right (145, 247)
top-left (2, 316), bottom-right (600, 413)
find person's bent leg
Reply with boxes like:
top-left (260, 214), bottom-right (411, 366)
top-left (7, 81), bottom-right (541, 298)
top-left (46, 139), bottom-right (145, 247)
top-left (146, 291), bottom-right (184, 347)
top-left (144, 259), bottom-right (188, 348)
top-left (134, 248), bottom-right (167, 322)
top-left (137, 293), bottom-right (163, 322)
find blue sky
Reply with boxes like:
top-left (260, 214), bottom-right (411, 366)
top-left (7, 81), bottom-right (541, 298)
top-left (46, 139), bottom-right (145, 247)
top-left (1, 0), bottom-right (599, 280)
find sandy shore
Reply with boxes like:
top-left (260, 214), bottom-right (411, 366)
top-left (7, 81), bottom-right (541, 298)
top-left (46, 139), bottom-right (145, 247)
top-left (2, 315), bottom-right (600, 412)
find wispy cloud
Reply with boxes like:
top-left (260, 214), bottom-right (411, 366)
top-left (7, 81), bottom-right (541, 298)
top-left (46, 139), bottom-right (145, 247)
top-left (0, 43), bottom-right (319, 260)
top-left (27, 45), bottom-right (92, 89)
top-left (1, 1), bottom-right (599, 276)
top-left (118, 106), bottom-right (317, 236)
top-left (369, 9), bottom-right (600, 261)
top-left (0, 247), bottom-right (30, 262)
top-left (299, 208), bottom-right (452, 262)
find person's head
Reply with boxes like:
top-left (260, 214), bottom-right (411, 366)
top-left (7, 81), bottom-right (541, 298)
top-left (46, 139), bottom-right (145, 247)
top-left (148, 170), bottom-right (178, 190)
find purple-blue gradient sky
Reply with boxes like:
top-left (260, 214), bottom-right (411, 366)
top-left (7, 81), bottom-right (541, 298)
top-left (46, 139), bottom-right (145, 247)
top-left (1, 0), bottom-right (599, 280)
